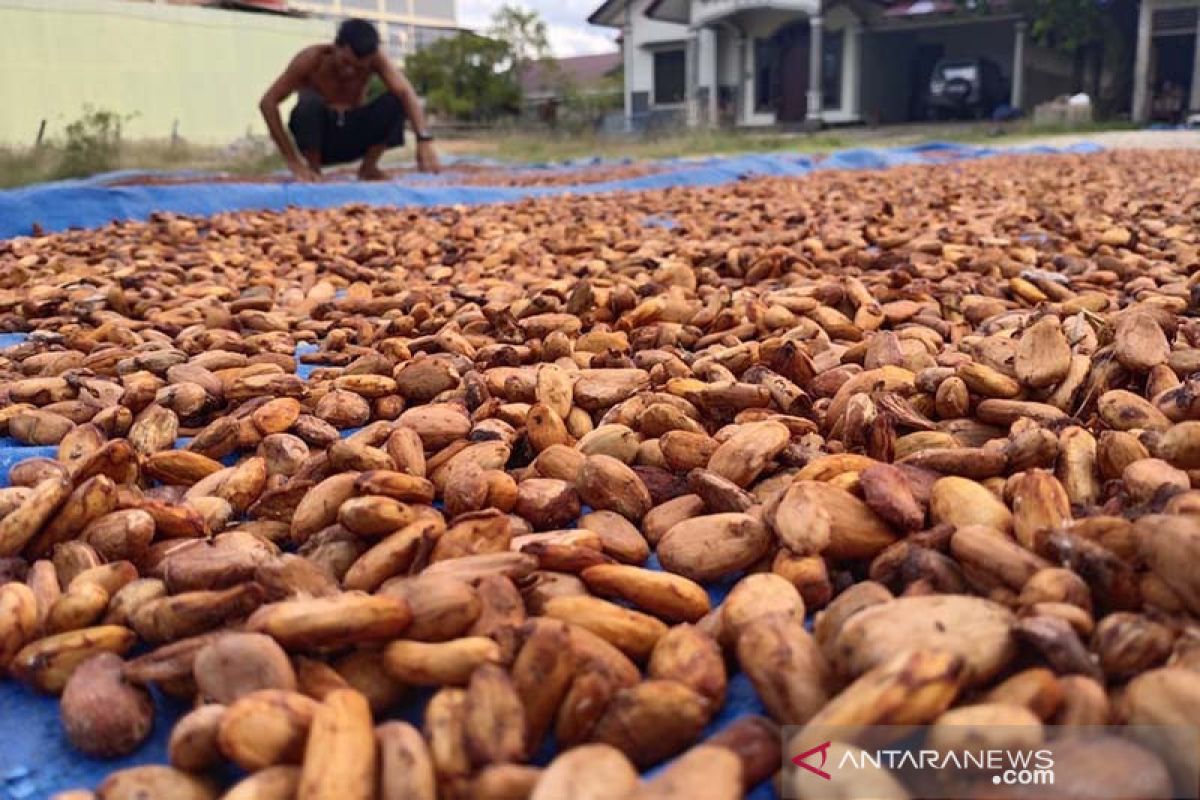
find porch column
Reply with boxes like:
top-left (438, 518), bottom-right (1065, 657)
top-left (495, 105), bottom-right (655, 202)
top-left (709, 27), bottom-right (721, 125)
top-left (844, 23), bottom-right (862, 120)
top-left (1190, 21), bottom-right (1200, 113)
top-left (696, 27), bottom-right (718, 127)
top-left (1132, 0), bottom-right (1153, 122)
top-left (806, 14), bottom-right (824, 126)
top-left (686, 31), bottom-right (700, 127)
top-left (737, 30), bottom-right (750, 125)
top-left (1011, 20), bottom-right (1027, 109)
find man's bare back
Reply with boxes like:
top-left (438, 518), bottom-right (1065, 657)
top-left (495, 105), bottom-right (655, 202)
top-left (259, 20), bottom-right (440, 181)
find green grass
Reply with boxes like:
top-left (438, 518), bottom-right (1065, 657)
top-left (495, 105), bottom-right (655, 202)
top-left (469, 128), bottom-right (850, 163)
top-left (934, 118), bottom-right (1141, 145)
top-left (0, 119), bottom-right (1156, 189)
top-left (0, 139), bottom-right (286, 189)
top-left (446, 119), bottom-right (1148, 164)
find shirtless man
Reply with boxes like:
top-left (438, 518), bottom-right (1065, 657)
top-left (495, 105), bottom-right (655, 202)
top-left (259, 18), bottom-right (440, 181)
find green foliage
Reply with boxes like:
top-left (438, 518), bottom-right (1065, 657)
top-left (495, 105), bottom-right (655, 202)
top-left (561, 67), bottom-right (624, 116)
top-left (406, 33), bottom-right (521, 121)
top-left (1025, 0), bottom-right (1103, 53)
top-left (54, 106), bottom-right (134, 179)
top-left (962, 0), bottom-right (1103, 54)
top-left (487, 4), bottom-right (551, 75)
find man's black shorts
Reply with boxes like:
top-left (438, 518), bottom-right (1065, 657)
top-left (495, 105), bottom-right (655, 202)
top-left (288, 90), bottom-right (405, 166)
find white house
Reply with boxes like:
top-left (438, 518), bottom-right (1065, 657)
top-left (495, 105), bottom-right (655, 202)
top-left (588, 0), bottom-right (1079, 128)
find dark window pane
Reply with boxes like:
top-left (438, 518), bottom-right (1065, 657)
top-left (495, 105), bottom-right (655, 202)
top-left (822, 30), bottom-right (843, 109)
top-left (754, 38), bottom-right (775, 111)
top-left (653, 49), bottom-right (685, 105)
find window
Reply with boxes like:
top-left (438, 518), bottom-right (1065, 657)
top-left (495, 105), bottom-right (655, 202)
top-left (385, 0), bottom-right (409, 12)
top-left (340, 0), bottom-right (379, 11)
top-left (822, 30), bottom-right (843, 110)
top-left (411, 0), bottom-right (455, 21)
top-left (411, 26), bottom-right (454, 50)
top-left (386, 25), bottom-right (409, 60)
top-left (653, 49), bottom-right (686, 105)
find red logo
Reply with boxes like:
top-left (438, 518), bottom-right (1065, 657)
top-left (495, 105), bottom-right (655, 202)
top-left (792, 741), bottom-right (833, 780)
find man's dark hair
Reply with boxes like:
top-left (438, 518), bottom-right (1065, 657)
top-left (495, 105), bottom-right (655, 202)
top-left (336, 18), bottom-right (380, 58)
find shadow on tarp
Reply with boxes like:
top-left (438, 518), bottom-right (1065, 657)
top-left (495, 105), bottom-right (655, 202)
top-left (0, 141), bottom-right (1102, 240)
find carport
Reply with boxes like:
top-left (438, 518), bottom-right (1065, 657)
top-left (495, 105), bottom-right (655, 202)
top-left (857, 5), bottom-right (1072, 124)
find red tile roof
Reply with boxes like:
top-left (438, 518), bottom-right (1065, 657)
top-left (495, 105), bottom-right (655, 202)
top-left (521, 53), bottom-right (622, 95)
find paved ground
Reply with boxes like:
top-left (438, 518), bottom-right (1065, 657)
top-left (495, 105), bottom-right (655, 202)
top-left (1009, 129), bottom-right (1200, 150)
top-left (817, 121), bottom-right (1200, 151)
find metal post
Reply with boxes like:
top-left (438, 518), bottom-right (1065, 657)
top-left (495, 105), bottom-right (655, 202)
top-left (739, 27), bottom-right (748, 123)
top-left (686, 31), bottom-right (700, 127)
top-left (1190, 20), bottom-right (1200, 113)
top-left (806, 14), bottom-right (824, 126)
top-left (1132, 0), bottom-right (1153, 122)
top-left (1011, 20), bottom-right (1027, 109)
top-left (623, 1), bottom-right (635, 132)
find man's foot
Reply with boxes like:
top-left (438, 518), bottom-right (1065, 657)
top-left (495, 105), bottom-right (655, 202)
top-left (357, 164), bottom-right (388, 181)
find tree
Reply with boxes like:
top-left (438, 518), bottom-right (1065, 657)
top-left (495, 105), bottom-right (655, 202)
top-left (487, 4), bottom-right (552, 77)
top-left (405, 33), bottom-right (521, 122)
top-left (959, 0), bottom-right (1135, 106)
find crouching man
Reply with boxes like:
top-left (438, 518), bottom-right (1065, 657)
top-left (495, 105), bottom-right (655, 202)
top-left (259, 18), bottom-right (439, 181)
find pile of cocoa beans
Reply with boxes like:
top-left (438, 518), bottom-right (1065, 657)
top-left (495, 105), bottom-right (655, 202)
top-left (1, 149), bottom-right (1200, 800)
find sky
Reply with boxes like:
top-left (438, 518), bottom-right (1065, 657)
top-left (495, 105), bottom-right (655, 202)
top-left (458, 0), bottom-right (620, 58)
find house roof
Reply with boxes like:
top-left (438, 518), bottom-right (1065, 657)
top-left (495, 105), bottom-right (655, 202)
top-left (520, 53), bottom-right (621, 95)
top-left (605, 0), bottom-right (1012, 28)
top-left (882, 0), bottom-right (1010, 17)
top-left (644, 0), bottom-right (688, 25)
top-left (588, 0), bottom-right (630, 27)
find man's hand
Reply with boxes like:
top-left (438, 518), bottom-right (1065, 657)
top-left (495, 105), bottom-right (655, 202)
top-left (416, 140), bottom-right (441, 174)
top-left (288, 159), bottom-right (322, 183)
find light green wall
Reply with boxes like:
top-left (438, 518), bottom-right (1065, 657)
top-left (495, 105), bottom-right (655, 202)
top-left (0, 0), bottom-right (334, 146)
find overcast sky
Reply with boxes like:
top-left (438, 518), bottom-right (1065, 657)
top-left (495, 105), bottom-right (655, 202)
top-left (458, 0), bottom-right (620, 57)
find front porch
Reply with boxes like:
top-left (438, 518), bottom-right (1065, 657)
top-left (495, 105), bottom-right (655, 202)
top-left (680, 3), bottom-right (862, 128)
top-left (652, 0), bottom-right (1061, 129)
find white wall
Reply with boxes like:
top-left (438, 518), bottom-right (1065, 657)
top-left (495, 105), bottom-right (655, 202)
top-left (0, 0), bottom-right (332, 145)
top-left (626, 0), bottom-right (689, 102)
top-left (823, 5), bottom-right (862, 122)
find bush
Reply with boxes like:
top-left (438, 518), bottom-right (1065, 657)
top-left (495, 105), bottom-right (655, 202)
top-left (53, 106), bottom-right (133, 180)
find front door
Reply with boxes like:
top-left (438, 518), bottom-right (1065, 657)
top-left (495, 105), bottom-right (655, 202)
top-left (774, 21), bottom-right (811, 123)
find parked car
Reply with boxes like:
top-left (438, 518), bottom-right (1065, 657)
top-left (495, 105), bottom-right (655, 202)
top-left (926, 58), bottom-right (1008, 119)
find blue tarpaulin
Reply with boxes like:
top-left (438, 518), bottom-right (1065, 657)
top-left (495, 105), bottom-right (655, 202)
top-left (0, 140), bottom-right (1104, 798)
top-left (0, 141), bottom-right (1102, 240)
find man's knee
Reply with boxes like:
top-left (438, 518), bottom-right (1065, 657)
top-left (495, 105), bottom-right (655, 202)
top-left (288, 94), bottom-right (326, 149)
top-left (375, 91), bottom-right (403, 119)
top-left (373, 93), bottom-right (405, 146)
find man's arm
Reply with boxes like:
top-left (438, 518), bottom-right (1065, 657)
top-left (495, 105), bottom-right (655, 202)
top-left (372, 55), bottom-right (441, 173)
top-left (259, 49), bottom-right (321, 181)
